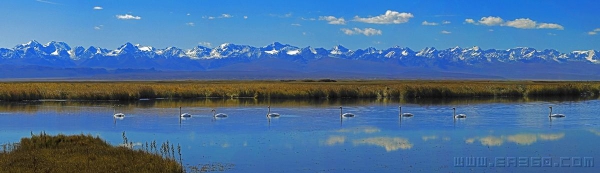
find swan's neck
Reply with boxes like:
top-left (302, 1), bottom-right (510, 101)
top-left (340, 108), bottom-right (343, 117)
top-left (268, 107), bottom-right (271, 114)
top-left (179, 107), bottom-right (182, 115)
top-left (399, 107), bottom-right (402, 115)
top-left (453, 109), bottom-right (456, 117)
top-left (549, 107), bottom-right (552, 116)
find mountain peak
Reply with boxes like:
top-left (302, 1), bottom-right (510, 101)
top-left (45, 41), bottom-right (71, 50)
top-left (27, 40), bottom-right (41, 45)
top-left (271, 42), bottom-right (284, 47)
top-left (105, 42), bottom-right (137, 56)
top-left (17, 40), bottom-right (41, 48)
top-left (219, 43), bottom-right (231, 49)
top-left (121, 42), bottom-right (135, 48)
top-left (135, 44), bottom-right (154, 52)
top-left (333, 45), bottom-right (348, 50)
top-left (330, 45), bottom-right (351, 55)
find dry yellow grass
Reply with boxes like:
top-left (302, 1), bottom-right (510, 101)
top-left (0, 132), bottom-right (182, 173)
top-left (0, 80), bottom-right (598, 101)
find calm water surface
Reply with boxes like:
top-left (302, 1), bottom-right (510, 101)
top-left (1, 98), bottom-right (599, 172)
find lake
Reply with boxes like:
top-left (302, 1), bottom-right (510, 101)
top-left (0, 98), bottom-right (598, 172)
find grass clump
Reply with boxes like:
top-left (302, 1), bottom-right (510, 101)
top-left (0, 132), bottom-right (183, 173)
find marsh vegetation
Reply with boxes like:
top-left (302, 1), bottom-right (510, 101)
top-left (0, 80), bottom-right (598, 101)
top-left (0, 132), bottom-right (183, 173)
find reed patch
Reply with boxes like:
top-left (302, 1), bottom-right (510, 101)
top-left (0, 80), bottom-right (598, 101)
top-left (0, 132), bottom-right (183, 173)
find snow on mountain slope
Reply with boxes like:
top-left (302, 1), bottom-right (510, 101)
top-left (1, 40), bottom-right (600, 74)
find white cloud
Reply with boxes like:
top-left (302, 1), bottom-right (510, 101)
top-left (94, 25), bottom-right (103, 30)
top-left (291, 23), bottom-right (301, 26)
top-left (243, 16), bottom-right (248, 19)
top-left (270, 13), bottom-right (292, 18)
top-left (341, 28), bottom-right (382, 36)
top-left (421, 21), bottom-right (439, 26)
top-left (537, 23), bottom-right (564, 30)
top-left (319, 16), bottom-right (346, 25)
top-left (36, 0), bottom-right (59, 5)
top-left (187, 13), bottom-right (191, 16)
top-left (341, 28), bottom-right (355, 35)
top-left (354, 10), bottom-right (413, 24)
top-left (186, 22), bottom-right (195, 26)
top-left (442, 21), bottom-right (451, 24)
top-left (116, 14), bottom-right (141, 20)
top-left (199, 42), bottom-right (212, 47)
top-left (301, 17), bottom-right (316, 21)
top-left (441, 30), bottom-right (451, 34)
top-left (588, 28), bottom-right (600, 35)
top-left (467, 16), bottom-right (564, 30)
top-left (93, 6), bottom-right (103, 10)
top-left (479, 16), bottom-right (504, 26)
top-left (221, 14), bottom-right (233, 18)
top-left (465, 19), bottom-right (475, 24)
top-left (205, 14), bottom-right (234, 20)
top-left (504, 18), bottom-right (536, 29)
top-left (488, 29), bottom-right (494, 32)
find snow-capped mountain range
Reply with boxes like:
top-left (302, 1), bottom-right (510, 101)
top-left (1, 40), bottom-right (599, 80)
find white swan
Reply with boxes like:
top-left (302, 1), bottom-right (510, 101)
top-left (266, 106), bottom-right (280, 118)
top-left (179, 107), bottom-right (191, 118)
top-left (453, 108), bottom-right (466, 119)
top-left (340, 106), bottom-right (355, 118)
top-left (212, 109), bottom-right (228, 118)
top-left (399, 106), bottom-right (414, 117)
top-left (548, 106), bottom-right (565, 118)
top-left (113, 106), bottom-right (125, 119)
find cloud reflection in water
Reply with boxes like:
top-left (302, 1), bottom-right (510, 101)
top-left (465, 133), bottom-right (565, 147)
top-left (538, 133), bottom-right (564, 140)
top-left (589, 129), bottom-right (600, 136)
top-left (324, 136), bottom-right (346, 146)
top-left (336, 126), bottom-right (381, 134)
top-left (479, 136), bottom-right (504, 146)
top-left (353, 137), bottom-right (413, 152)
top-left (507, 134), bottom-right (537, 145)
top-left (422, 135), bottom-right (438, 141)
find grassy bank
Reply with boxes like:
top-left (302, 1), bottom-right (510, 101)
top-left (0, 132), bottom-right (182, 173)
top-left (0, 80), bottom-right (599, 101)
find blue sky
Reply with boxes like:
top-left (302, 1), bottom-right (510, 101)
top-left (0, 0), bottom-right (599, 52)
